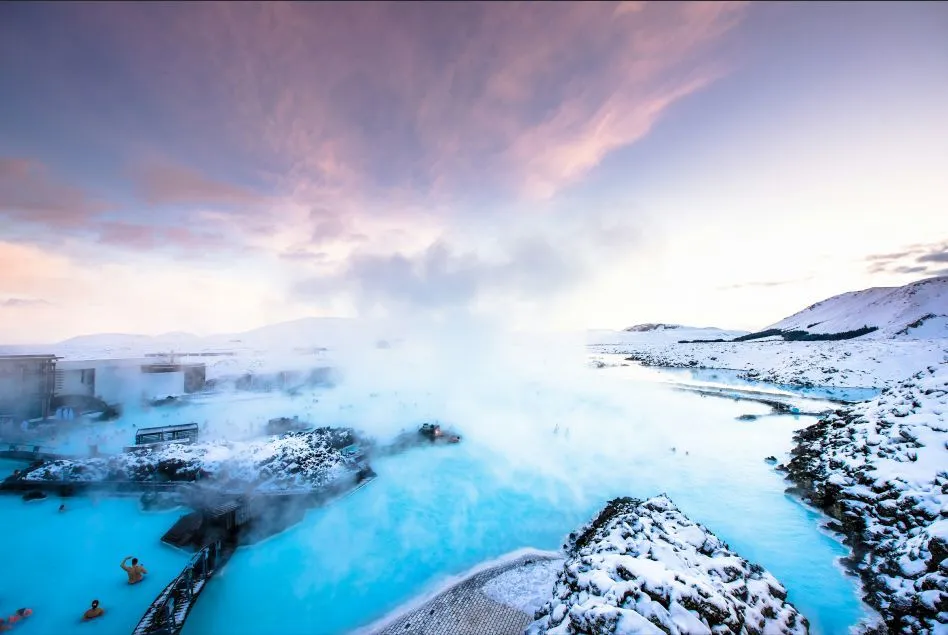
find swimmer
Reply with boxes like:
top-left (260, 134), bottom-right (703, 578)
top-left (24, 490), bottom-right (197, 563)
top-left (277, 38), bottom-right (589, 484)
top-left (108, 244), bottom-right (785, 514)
top-left (59, 503), bottom-right (66, 512)
top-left (6, 609), bottom-right (32, 625)
top-left (82, 600), bottom-right (104, 621)
top-left (121, 556), bottom-right (148, 584)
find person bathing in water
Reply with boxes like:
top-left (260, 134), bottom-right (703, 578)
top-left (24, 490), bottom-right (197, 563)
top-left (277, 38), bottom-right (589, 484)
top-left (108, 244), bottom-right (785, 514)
top-left (82, 600), bottom-right (104, 621)
top-left (0, 609), bottom-right (33, 630)
top-left (121, 556), bottom-right (147, 584)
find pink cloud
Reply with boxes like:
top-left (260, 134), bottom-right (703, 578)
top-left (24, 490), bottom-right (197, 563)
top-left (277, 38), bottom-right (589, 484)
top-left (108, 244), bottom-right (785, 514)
top-left (131, 161), bottom-right (266, 207)
top-left (84, 2), bottom-right (749, 204)
top-left (95, 221), bottom-right (233, 255)
top-left (0, 157), bottom-right (109, 224)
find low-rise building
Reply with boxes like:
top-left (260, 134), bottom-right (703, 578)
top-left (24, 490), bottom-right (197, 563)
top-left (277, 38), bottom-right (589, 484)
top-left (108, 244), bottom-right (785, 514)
top-left (56, 358), bottom-right (207, 404)
top-left (0, 355), bottom-right (58, 421)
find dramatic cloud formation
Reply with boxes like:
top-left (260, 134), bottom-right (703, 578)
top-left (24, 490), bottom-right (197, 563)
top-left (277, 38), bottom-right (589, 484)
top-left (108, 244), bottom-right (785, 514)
top-left (69, 1), bottom-right (747, 203)
top-left (1, 1), bottom-right (947, 341)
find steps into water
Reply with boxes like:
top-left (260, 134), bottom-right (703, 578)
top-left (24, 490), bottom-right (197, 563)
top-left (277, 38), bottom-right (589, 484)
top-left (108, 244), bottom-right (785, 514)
top-left (161, 512), bottom-right (204, 548)
top-left (132, 539), bottom-right (235, 635)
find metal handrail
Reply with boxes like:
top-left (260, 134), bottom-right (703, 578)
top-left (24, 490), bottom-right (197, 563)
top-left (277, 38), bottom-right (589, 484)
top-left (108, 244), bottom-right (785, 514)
top-left (132, 540), bottom-right (222, 635)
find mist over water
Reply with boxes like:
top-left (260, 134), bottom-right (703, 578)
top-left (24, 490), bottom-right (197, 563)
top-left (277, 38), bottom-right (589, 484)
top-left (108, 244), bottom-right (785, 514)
top-left (4, 319), bottom-right (868, 634)
top-left (186, 320), bottom-right (868, 634)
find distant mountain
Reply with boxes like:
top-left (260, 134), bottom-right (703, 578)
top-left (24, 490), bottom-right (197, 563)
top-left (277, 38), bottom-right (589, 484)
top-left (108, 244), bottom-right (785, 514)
top-left (43, 317), bottom-right (385, 360)
top-left (624, 323), bottom-right (681, 332)
top-left (765, 275), bottom-right (948, 340)
top-left (623, 323), bottom-right (736, 333)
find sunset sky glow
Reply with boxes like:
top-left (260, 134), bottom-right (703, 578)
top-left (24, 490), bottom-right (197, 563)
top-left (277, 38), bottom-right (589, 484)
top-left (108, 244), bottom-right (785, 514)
top-left (1, 1), bottom-right (947, 343)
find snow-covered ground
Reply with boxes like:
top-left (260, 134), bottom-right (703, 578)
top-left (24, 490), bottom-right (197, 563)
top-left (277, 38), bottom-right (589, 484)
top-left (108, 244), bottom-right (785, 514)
top-left (591, 337), bottom-right (948, 389)
top-left (18, 428), bottom-right (359, 493)
top-left (589, 276), bottom-right (948, 390)
top-left (528, 495), bottom-right (809, 635)
top-left (785, 362), bottom-right (948, 634)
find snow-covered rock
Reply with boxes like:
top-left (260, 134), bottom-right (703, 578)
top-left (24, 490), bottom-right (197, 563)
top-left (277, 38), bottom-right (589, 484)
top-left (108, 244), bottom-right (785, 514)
top-left (527, 495), bottom-right (809, 635)
top-left (20, 428), bottom-right (363, 493)
top-left (767, 276), bottom-right (948, 340)
top-left (785, 363), bottom-right (948, 634)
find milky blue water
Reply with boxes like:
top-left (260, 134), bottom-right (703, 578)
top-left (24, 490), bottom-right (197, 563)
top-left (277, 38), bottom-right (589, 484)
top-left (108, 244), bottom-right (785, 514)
top-left (1, 367), bottom-right (869, 635)
top-left (673, 366), bottom-right (881, 403)
top-left (0, 464), bottom-right (190, 635)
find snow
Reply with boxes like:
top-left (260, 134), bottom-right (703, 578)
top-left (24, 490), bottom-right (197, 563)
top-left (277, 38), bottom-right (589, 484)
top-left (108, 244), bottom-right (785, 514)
top-left (589, 276), bottom-right (948, 390)
top-left (785, 362), bottom-right (948, 634)
top-left (587, 326), bottom-right (749, 347)
top-left (592, 336), bottom-right (947, 390)
top-left (480, 558), bottom-right (565, 615)
top-left (0, 315), bottom-right (902, 634)
top-left (767, 276), bottom-right (948, 339)
top-left (20, 428), bottom-right (357, 493)
top-left (527, 496), bottom-right (809, 635)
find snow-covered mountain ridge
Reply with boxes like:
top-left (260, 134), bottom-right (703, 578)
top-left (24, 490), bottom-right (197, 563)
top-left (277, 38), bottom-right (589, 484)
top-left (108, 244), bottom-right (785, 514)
top-left (766, 276), bottom-right (948, 340)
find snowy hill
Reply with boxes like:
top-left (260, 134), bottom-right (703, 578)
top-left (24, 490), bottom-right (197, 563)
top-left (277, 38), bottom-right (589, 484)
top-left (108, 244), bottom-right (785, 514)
top-left (593, 276), bottom-right (948, 389)
top-left (587, 326), bottom-right (749, 347)
top-left (766, 276), bottom-right (948, 340)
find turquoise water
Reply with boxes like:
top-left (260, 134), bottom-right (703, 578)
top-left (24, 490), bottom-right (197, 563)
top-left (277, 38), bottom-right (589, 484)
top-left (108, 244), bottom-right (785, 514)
top-left (673, 366), bottom-right (881, 402)
top-left (2, 369), bottom-right (868, 635)
top-left (182, 378), bottom-right (865, 635)
top-left (0, 485), bottom-right (189, 635)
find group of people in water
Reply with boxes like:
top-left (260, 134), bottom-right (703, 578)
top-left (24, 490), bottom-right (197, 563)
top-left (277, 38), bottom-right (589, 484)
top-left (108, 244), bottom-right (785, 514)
top-left (2, 555), bottom-right (147, 629)
top-left (79, 556), bottom-right (148, 623)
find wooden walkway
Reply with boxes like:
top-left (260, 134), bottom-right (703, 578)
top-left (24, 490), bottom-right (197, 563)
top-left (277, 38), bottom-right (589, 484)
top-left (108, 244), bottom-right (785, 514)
top-left (131, 539), bottom-right (234, 635)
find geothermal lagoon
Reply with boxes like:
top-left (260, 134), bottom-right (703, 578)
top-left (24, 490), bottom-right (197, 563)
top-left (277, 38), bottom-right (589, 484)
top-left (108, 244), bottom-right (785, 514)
top-left (1, 361), bottom-right (870, 634)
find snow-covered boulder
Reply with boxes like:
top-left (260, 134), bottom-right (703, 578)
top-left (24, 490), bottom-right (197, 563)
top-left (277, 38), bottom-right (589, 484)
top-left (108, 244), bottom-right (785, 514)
top-left (21, 428), bottom-right (363, 493)
top-left (527, 495), bottom-right (809, 635)
top-left (785, 363), bottom-right (948, 634)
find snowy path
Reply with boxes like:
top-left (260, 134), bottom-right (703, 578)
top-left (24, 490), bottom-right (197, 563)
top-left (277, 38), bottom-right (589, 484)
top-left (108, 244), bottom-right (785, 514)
top-left (367, 552), bottom-right (563, 635)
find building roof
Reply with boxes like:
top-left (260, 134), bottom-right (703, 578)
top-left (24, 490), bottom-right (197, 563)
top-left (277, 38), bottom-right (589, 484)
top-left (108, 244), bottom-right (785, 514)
top-left (0, 354), bottom-right (59, 361)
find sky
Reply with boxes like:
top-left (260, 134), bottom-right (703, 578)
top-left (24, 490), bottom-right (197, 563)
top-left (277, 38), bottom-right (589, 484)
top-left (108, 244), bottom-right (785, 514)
top-left (1, 1), bottom-right (947, 344)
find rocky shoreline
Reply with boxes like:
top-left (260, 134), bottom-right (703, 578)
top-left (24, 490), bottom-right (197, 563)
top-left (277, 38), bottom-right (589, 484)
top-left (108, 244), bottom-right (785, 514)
top-left (587, 337), bottom-right (948, 390)
top-left (783, 364), bottom-right (948, 634)
top-left (11, 427), bottom-right (365, 493)
top-left (528, 495), bottom-right (809, 634)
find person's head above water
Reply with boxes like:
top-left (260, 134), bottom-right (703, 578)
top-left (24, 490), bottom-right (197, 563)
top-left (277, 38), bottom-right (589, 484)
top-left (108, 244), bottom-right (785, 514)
top-left (131, 558), bottom-right (138, 565)
top-left (90, 600), bottom-right (99, 609)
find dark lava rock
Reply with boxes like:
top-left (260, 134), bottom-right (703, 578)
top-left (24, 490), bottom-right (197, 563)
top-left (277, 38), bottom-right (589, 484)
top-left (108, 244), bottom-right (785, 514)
top-left (783, 364), bottom-right (948, 634)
